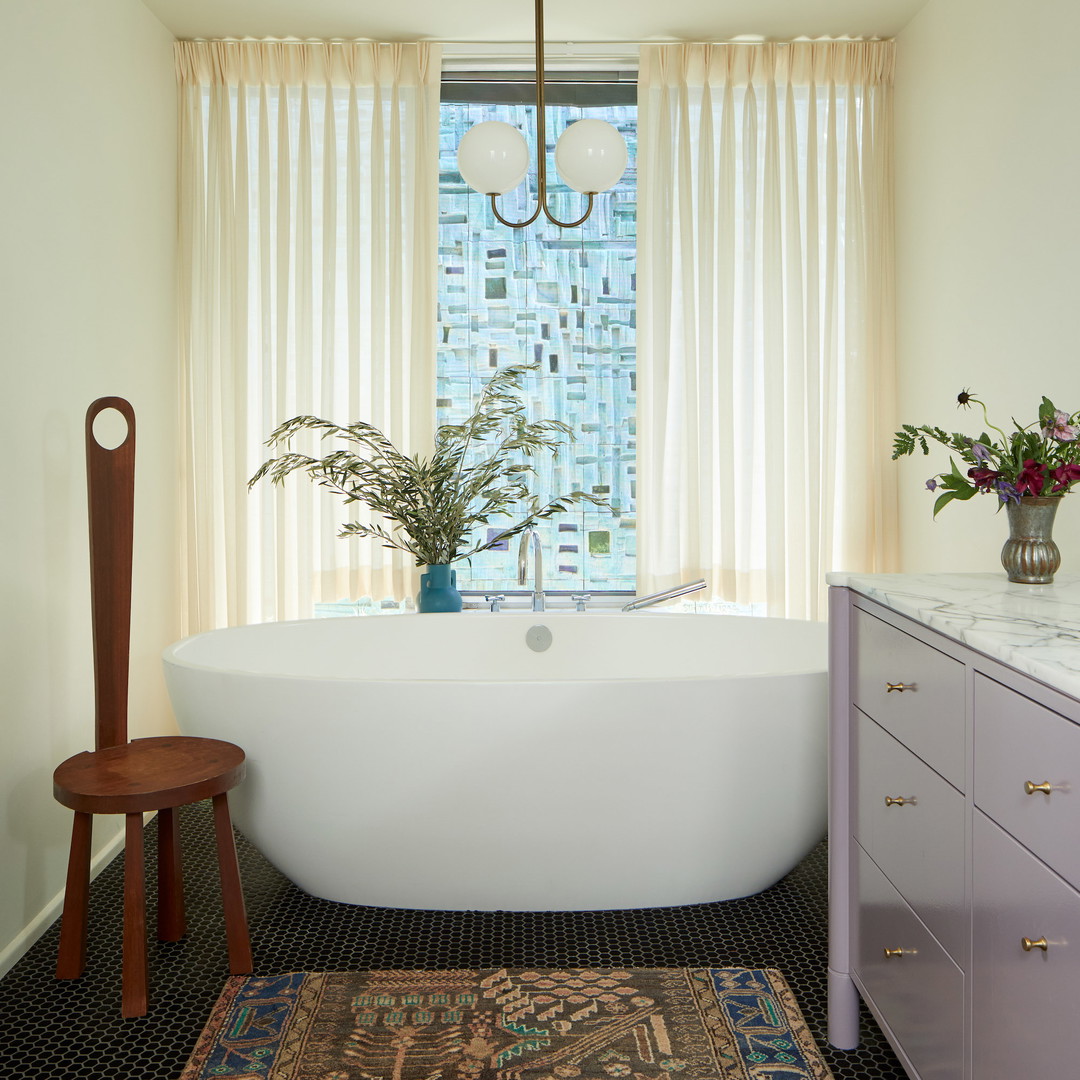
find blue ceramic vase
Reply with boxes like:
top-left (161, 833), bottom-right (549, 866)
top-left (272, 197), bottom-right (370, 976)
top-left (417, 563), bottom-right (462, 613)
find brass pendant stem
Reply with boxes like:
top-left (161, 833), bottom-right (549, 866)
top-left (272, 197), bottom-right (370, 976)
top-left (491, 193), bottom-right (543, 229)
top-left (490, 0), bottom-right (597, 229)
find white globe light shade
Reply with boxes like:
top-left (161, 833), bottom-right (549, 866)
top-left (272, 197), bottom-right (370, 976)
top-left (554, 119), bottom-right (628, 193)
top-left (456, 121), bottom-right (530, 196)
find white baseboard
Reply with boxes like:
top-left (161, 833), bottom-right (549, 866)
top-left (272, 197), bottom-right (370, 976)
top-left (0, 825), bottom-right (130, 979)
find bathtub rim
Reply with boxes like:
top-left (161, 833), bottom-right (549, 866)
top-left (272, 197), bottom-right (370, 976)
top-left (162, 610), bottom-right (828, 684)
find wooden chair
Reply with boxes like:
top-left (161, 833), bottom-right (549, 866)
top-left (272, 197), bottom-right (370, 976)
top-left (53, 396), bottom-right (252, 1018)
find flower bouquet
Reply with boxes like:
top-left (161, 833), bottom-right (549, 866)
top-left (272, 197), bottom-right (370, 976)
top-left (892, 390), bottom-right (1080, 516)
top-left (893, 390), bottom-right (1080, 583)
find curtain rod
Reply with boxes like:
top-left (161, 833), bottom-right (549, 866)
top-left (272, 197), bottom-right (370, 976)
top-left (180, 37), bottom-right (891, 69)
top-left (182, 37), bottom-right (891, 47)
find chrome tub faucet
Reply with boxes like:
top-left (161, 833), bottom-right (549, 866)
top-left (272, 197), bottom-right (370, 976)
top-left (621, 579), bottom-right (707, 612)
top-left (517, 526), bottom-right (545, 612)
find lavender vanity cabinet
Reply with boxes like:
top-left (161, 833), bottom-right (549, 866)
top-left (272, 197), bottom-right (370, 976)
top-left (854, 710), bottom-right (967, 963)
top-left (854, 846), bottom-right (964, 1080)
top-left (852, 607), bottom-right (966, 789)
top-left (971, 811), bottom-right (1080, 1080)
top-left (971, 675), bottom-right (1080, 1080)
top-left (973, 675), bottom-right (1080, 886)
top-left (828, 581), bottom-right (1080, 1080)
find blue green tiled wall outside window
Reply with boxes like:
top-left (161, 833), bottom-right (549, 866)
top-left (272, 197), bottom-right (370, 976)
top-left (438, 101), bottom-right (637, 594)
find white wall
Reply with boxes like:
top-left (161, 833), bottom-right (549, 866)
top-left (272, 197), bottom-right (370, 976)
top-left (0, 0), bottom-right (177, 972)
top-left (894, 0), bottom-right (1080, 571)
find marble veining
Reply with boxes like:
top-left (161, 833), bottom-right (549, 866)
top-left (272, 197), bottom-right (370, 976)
top-left (826, 571), bottom-right (1080, 699)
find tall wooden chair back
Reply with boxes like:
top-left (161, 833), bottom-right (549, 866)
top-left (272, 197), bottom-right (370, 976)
top-left (85, 395), bottom-right (135, 749)
top-left (52, 397), bottom-right (252, 1017)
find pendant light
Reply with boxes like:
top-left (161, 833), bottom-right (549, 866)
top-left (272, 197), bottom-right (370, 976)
top-left (455, 0), bottom-right (628, 228)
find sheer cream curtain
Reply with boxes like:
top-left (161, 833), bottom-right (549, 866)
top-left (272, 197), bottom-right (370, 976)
top-left (176, 41), bottom-right (441, 633)
top-left (637, 42), bottom-right (897, 619)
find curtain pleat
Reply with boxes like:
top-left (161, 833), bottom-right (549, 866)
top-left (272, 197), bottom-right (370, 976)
top-left (637, 41), bottom-right (898, 619)
top-left (177, 41), bottom-right (441, 632)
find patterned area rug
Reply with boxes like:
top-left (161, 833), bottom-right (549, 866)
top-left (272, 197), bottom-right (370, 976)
top-left (180, 968), bottom-right (833, 1080)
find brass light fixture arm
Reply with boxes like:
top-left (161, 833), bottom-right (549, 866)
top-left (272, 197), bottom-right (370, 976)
top-left (490, 0), bottom-right (597, 229)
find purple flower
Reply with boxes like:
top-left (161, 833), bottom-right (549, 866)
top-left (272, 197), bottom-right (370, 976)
top-left (926, 477), bottom-right (938, 491)
top-left (1042, 410), bottom-right (1079, 442)
top-left (971, 442), bottom-right (992, 461)
top-left (995, 480), bottom-right (1021, 504)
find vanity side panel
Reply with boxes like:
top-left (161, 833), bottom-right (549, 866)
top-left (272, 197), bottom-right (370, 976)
top-left (827, 585), bottom-right (860, 1049)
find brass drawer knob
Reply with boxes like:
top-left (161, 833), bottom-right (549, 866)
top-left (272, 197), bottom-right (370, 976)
top-left (1024, 780), bottom-right (1054, 796)
top-left (883, 947), bottom-right (914, 958)
top-left (885, 682), bottom-right (915, 693)
top-left (884, 795), bottom-right (916, 807)
top-left (1022, 936), bottom-right (1049, 952)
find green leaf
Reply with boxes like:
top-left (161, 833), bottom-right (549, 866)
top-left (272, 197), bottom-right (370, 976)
top-left (932, 491), bottom-right (958, 516)
top-left (249, 363), bottom-right (616, 566)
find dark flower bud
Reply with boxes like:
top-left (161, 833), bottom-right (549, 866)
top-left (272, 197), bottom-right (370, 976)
top-left (967, 467), bottom-right (1001, 490)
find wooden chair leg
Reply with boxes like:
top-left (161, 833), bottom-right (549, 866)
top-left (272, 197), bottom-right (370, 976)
top-left (122, 812), bottom-right (148, 1018)
top-left (56, 811), bottom-right (93, 979)
top-left (212, 793), bottom-right (252, 974)
top-left (156, 807), bottom-right (186, 942)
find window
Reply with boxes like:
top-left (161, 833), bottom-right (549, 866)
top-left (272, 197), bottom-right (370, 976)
top-left (437, 79), bottom-right (637, 596)
top-left (181, 42), bottom-right (893, 630)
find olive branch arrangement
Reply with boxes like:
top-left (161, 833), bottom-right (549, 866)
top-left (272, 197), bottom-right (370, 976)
top-left (249, 363), bottom-right (615, 566)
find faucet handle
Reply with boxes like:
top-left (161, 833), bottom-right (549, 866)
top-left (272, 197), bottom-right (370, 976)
top-left (484, 594), bottom-right (505, 613)
top-left (571, 593), bottom-right (591, 612)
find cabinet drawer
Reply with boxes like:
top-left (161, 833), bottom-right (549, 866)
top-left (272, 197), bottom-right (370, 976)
top-left (853, 608), bottom-right (965, 789)
top-left (972, 811), bottom-right (1080, 1080)
top-left (974, 674), bottom-right (1080, 888)
top-left (853, 843), bottom-right (964, 1080)
top-left (855, 711), bottom-right (967, 964)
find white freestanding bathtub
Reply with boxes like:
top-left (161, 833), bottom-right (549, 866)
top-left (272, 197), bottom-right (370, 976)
top-left (162, 611), bottom-right (827, 911)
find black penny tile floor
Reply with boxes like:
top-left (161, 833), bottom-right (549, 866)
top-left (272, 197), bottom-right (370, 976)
top-left (0, 803), bottom-right (906, 1080)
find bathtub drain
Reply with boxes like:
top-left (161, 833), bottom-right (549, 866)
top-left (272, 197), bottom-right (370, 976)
top-left (526, 625), bottom-right (553, 652)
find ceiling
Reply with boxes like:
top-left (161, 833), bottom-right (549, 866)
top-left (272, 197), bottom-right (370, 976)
top-left (140, 0), bottom-right (929, 44)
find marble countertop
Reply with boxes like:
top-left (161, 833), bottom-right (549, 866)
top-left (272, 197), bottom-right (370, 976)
top-left (826, 571), bottom-right (1080, 700)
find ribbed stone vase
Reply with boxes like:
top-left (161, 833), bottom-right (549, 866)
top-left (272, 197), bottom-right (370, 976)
top-left (1001, 496), bottom-right (1062, 584)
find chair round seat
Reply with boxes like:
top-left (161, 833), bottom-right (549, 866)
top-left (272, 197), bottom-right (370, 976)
top-left (53, 736), bottom-right (246, 815)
